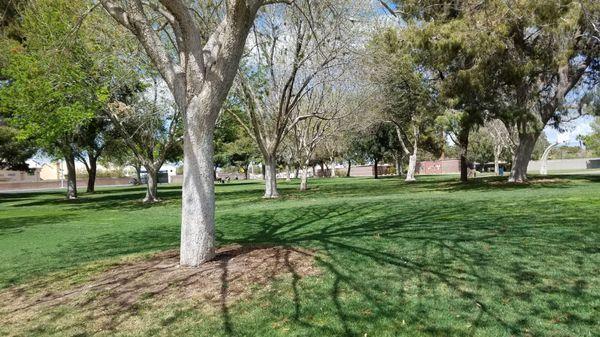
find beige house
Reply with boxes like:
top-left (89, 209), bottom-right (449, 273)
top-left (0, 160), bottom-right (63, 183)
top-left (39, 161), bottom-right (62, 181)
top-left (0, 168), bottom-right (41, 182)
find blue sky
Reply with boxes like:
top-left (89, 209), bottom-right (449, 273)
top-left (544, 115), bottom-right (594, 146)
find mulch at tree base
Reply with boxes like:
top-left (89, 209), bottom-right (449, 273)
top-left (0, 245), bottom-right (320, 333)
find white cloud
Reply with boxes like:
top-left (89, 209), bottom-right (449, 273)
top-left (544, 115), bottom-right (594, 145)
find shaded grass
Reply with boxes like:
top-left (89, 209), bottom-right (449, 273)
top-left (0, 175), bottom-right (599, 336)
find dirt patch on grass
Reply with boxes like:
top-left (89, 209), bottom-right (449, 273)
top-left (0, 245), bottom-right (319, 334)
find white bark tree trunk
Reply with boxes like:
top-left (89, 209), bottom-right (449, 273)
top-left (330, 159), bottom-right (336, 178)
top-left (494, 154), bottom-right (500, 176)
top-left (179, 99), bottom-right (218, 267)
top-left (286, 164), bottom-right (291, 182)
top-left (406, 153), bottom-right (417, 182)
top-left (263, 155), bottom-right (279, 198)
top-left (101, 0), bottom-right (264, 268)
top-left (300, 165), bottom-right (308, 191)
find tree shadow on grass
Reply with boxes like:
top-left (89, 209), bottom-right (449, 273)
top-left (0, 213), bottom-right (80, 235)
top-left (214, 196), bottom-right (600, 336)
top-left (28, 184), bottom-right (594, 336)
top-left (9, 187), bottom-right (182, 211)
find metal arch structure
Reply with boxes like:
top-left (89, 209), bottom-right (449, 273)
top-left (539, 142), bottom-right (564, 175)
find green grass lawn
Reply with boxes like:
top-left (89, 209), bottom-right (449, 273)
top-left (1, 175), bottom-right (599, 337)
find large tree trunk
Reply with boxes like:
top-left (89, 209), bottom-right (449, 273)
top-left (346, 160), bottom-right (351, 177)
top-left (65, 152), bottom-right (77, 200)
top-left (101, 0), bottom-right (262, 269)
top-left (406, 153), bottom-right (417, 182)
top-left (86, 157), bottom-right (97, 193)
top-left (373, 158), bottom-right (379, 179)
top-left (179, 102), bottom-right (218, 267)
top-left (263, 155), bottom-right (279, 198)
top-left (300, 165), bottom-right (308, 191)
top-left (509, 132), bottom-right (539, 183)
top-left (143, 165), bottom-right (160, 203)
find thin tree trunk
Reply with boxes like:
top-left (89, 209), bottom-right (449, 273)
top-left (65, 152), bottom-right (77, 200)
top-left (494, 146), bottom-right (500, 176)
top-left (373, 158), bottom-right (379, 179)
top-left (460, 149), bottom-right (468, 182)
top-left (244, 164), bottom-right (249, 180)
top-left (346, 160), bottom-right (351, 177)
top-left (312, 165), bottom-right (316, 177)
top-left (330, 159), bottom-right (336, 178)
top-left (459, 129), bottom-right (469, 183)
top-left (300, 165), bottom-right (308, 191)
top-left (263, 155), bottom-right (279, 198)
top-left (86, 157), bottom-right (97, 193)
top-left (319, 162), bottom-right (325, 177)
top-left (406, 153), bottom-right (417, 182)
top-left (135, 164), bottom-right (142, 183)
top-left (294, 166), bottom-right (300, 179)
top-left (395, 153), bottom-right (402, 177)
top-left (286, 164), bottom-right (291, 182)
top-left (143, 165), bottom-right (160, 203)
top-left (261, 163), bottom-right (266, 180)
top-left (509, 131), bottom-right (539, 183)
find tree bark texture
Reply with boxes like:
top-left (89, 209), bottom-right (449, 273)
top-left (263, 155), bottom-right (279, 198)
top-left (65, 152), bottom-right (77, 200)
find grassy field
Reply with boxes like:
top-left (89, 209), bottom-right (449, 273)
top-left (0, 175), bottom-right (599, 337)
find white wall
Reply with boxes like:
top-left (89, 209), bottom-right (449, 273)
top-left (527, 158), bottom-right (600, 172)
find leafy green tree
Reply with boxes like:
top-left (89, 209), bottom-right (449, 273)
top-left (0, 124), bottom-right (37, 170)
top-left (0, 0), bottom-right (112, 198)
top-left (351, 123), bottom-right (397, 179)
top-left (370, 28), bottom-right (444, 182)
top-left (414, 0), bottom-right (598, 182)
top-left (580, 118), bottom-right (600, 156)
top-left (394, 0), bottom-right (600, 182)
top-left (215, 102), bottom-right (260, 179)
top-left (74, 116), bottom-right (117, 192)
top-left (467, 129), bottom-right (495, 167)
